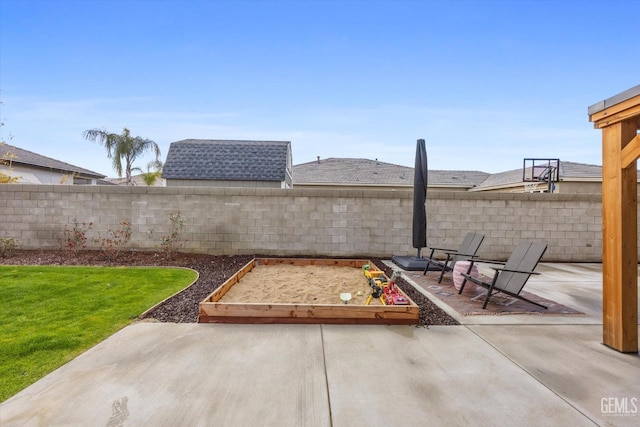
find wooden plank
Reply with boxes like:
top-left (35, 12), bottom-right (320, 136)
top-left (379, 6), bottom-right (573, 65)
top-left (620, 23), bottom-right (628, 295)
top-left (592, 102), bottom-right (640, 128)
top-left (601, 121), bottom-right (639, 352)
top-left (620, 134), bottom-right (640, 169)
top-left (255, 258), bottom-right (370, 268)
top-left (198, 316), bottom-right (418, 325)
top-left (206, 259), bottom-right (255, 302)
top-left (199, 303), bottom-right (418, 319)
top-left (590, 93), bottom-right (640, 126)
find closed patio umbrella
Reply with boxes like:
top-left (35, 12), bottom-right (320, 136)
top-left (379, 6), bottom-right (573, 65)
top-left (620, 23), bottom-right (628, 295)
top-left (412, 138), bottom-right (428, 254)
top-left (392, 139), bottom-right (431, 271)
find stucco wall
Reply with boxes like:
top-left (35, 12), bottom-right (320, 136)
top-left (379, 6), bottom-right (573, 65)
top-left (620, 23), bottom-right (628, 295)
top-left (0, 185), bottom-right (607, 261)
top-left (7, 164), bottom-right (67, 185)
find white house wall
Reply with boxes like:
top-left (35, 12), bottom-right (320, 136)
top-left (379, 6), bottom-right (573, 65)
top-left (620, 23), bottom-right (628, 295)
top-left (7, 164), bottom-right (68, 184)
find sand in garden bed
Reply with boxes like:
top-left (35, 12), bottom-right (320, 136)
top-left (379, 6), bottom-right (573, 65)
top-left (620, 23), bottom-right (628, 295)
top-left (219, 264), bottom-right (388, 305)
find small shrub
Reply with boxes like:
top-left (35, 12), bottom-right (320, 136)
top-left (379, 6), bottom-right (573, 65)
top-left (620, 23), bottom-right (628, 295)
top-left (58, 217), bottom-right (93, 253)
top-left (94, 221), bottom-right (132, 259)
top-left (0, 235), bottom-right (17, 258)
top-left (148, 212), bottom-right (186, 256)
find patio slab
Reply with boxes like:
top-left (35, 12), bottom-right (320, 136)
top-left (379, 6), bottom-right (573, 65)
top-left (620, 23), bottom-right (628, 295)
top-left (469, 324), bottom-right (640, 427)
top-left (0, 323), bottom-right (331, 427)
top-left (2, 323), bottom-right (616, 427)
top-left (322, 324), bottom-right (596, 427)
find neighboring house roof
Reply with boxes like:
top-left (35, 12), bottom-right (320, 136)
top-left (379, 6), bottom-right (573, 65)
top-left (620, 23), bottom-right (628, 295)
top-left (474, 161), bottom-right (602, 191)
top-left (1, 143), bottom-right (106, 178)
top-left (471, 167), bottom-right (525, 190)
top-left (470, 161), bottom-right (612, 191)
top-left (162, 139), bottom-right (291, 181)
top-left (293, 158), bottom-right (413, 185)
top-left (557, 161), bottom-right (604, 180)
top-left (429, 170), bottom-right (491, 188)
top-left (292, 158), bottom-right (489, 189)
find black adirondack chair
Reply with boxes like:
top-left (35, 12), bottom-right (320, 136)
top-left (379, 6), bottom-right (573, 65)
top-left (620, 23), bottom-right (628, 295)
top-left (459, 241), bottom-right (548, 309)
top-left (422, 232), bottom-right (485, 283)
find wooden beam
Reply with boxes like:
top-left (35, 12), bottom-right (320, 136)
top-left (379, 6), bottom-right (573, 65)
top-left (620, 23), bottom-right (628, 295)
top-left (591, 93), bottom-right (640, 128)
top-left (601, 120), bottom-right (638, 353)
top-left (621, 134), bottom-right (640, 169)
top-left (593, 104), bottom-right (640, 129)
top-left (255, 258), bottom-right (370, 268)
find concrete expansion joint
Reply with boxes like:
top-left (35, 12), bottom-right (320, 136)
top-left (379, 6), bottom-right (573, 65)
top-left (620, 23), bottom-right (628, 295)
top-left (319, 325), bottom-right (335, 427)
top-left (463, 325), bottom-right (600, 426)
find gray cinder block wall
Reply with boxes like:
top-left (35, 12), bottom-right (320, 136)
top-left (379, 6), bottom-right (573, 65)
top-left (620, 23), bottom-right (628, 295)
top-left (0, 185), bottom-right (606, 262)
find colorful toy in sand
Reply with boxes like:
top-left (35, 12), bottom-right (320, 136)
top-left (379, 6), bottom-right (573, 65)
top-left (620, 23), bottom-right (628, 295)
top-left (362, 265), bottom-right (408, 305)
top-left (363, 264), bottom-right (386, 305)
top-left (382, 281), bottom-right (408, 305)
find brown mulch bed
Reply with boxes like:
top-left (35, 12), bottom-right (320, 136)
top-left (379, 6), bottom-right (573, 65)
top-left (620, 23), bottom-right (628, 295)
top-left (0, 250), bottom-right (458, 326)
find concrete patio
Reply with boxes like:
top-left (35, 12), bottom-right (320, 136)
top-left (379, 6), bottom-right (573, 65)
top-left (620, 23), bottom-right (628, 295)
top-left (1, 263), bottom-right (639, 426)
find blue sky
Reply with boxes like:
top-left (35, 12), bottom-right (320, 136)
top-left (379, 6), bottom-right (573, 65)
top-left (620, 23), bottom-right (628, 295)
top-left (1, 0), bottom-right (638, 177)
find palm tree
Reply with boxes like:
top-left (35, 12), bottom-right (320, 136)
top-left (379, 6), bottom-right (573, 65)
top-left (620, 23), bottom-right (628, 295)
top-left (83, 127), bottom-right (161, 186)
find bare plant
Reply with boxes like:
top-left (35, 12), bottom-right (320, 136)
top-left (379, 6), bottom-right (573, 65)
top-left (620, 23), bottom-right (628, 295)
top-left (58, 217), bottom-right (93, 254)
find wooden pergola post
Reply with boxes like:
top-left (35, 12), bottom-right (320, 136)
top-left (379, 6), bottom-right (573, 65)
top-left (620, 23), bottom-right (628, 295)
top-left (589, 85), bottom-right (640, 353)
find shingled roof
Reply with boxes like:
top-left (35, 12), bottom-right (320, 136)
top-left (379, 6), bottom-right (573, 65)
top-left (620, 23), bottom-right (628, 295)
top-left (292, 158), bottom-right (489, 188)
top-left (1, 143), bottom-right (105, 178)
top-left (162, 139), bottom-right (291, 181)
top-left (470, 161), bottom-right (609, 191)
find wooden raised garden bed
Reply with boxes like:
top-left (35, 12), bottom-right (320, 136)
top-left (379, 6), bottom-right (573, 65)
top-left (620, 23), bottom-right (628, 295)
top-left (198, 258), bottom-right (419, 324)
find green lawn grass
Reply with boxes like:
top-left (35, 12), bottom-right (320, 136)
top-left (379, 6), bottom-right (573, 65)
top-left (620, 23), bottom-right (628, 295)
top-left (0, 265), bottom-right (198, 402)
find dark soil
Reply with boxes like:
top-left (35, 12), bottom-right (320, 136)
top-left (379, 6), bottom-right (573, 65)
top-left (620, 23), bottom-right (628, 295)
top-left (0, 250), bottom-right (458, 326)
